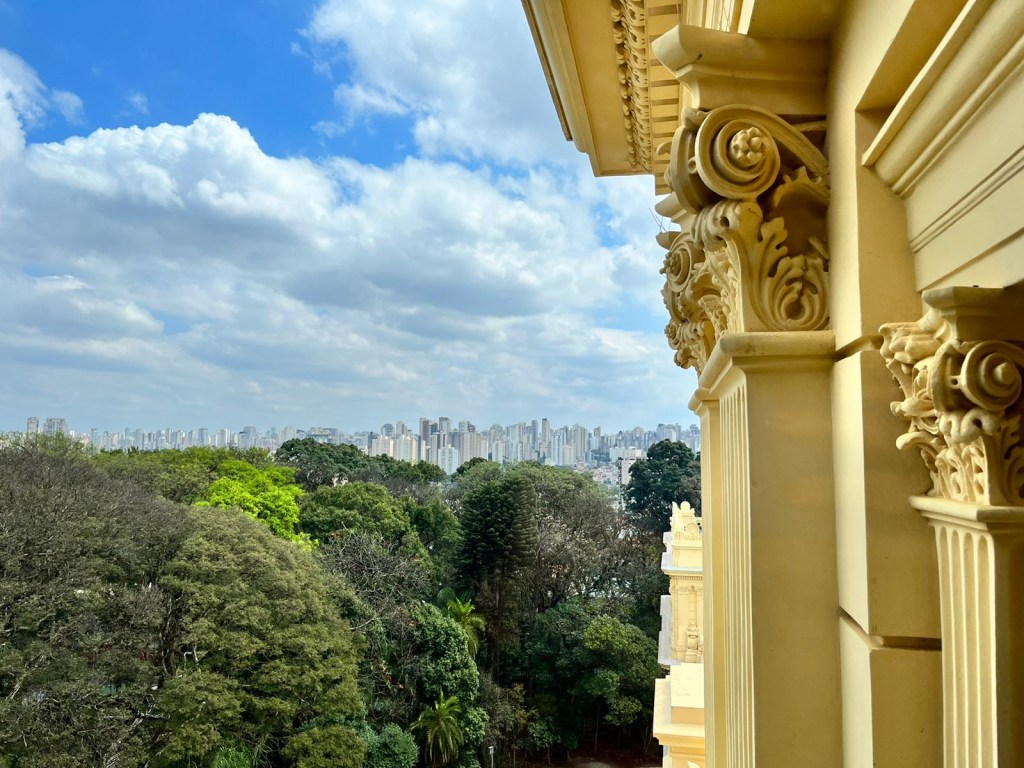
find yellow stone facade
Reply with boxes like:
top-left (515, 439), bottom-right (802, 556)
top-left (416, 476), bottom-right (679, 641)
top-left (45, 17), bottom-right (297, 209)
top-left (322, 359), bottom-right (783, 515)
top-left (524, 1), bottom-right (1023, 766)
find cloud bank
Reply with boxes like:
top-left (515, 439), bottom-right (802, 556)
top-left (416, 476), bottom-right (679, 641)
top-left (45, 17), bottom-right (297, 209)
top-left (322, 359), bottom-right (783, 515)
top-left (0, 4), bottom-right (695, 433)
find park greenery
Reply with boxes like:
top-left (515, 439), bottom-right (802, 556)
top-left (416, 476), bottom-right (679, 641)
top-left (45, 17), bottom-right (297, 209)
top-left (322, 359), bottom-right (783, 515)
top-left (0, 434), bottom-right (700, 768)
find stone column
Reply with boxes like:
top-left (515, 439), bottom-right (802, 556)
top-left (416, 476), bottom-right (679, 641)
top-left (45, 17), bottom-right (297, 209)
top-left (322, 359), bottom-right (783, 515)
top-left (880, 286), bottom-right (1024, 767)
top-left (650, 26), bottom-right (842, 763)
top-left (688, 388), bottom-right (726, 765)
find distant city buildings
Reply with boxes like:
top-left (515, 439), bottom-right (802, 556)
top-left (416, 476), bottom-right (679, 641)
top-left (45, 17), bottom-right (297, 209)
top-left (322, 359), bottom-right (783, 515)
top-left (16, 414), bottom-right (700, 472)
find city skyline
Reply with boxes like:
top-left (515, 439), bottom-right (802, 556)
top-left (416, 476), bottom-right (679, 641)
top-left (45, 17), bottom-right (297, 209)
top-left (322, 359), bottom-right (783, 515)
top-left (11, 411), bottom-right (698, 439)
top-left (19, 412), bottom-right (701, 472)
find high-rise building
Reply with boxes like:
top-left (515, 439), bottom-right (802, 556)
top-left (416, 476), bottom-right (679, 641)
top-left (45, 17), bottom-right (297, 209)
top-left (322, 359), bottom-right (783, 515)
top-left (437, 416), bottom-right (451, 434)
top-left (26, 416), bottom-right (38, 434)
top-left (43, 417), bottom-right (68, 436)
top-left (436, 446), bottom-right (460, 475)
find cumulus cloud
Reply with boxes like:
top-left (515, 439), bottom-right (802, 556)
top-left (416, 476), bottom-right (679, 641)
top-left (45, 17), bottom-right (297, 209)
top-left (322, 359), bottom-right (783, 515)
top-left (0, 51), bottom-right (86, 159)
top-left (303, 0), bottom-right (573, 165)
top-left (0, 45), bottom-right (694, 431)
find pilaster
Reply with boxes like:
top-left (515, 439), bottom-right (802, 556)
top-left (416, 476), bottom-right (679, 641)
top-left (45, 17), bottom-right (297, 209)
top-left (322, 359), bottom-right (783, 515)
top-left (655, 21), bottom-right (841, 766)
top-left (880, 286), bottom-right (1024, 767)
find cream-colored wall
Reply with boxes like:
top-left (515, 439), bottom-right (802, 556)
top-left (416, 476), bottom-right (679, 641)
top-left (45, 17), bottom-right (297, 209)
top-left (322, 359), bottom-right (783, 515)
top-left (827, 1), bottom-right (948, 764)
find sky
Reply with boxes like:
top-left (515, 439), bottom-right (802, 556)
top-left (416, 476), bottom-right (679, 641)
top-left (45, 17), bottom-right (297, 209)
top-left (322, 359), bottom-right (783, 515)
top-left (0, 0), bottom-right (698, 434)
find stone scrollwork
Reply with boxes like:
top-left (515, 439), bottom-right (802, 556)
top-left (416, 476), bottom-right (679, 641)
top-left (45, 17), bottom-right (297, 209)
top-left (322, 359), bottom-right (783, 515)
top-left (880, 310), bottom-right (1024, 506)
top-left (610, 0), bottom-right (651, 172)
top-left (660, 106), bottom-right (830, 373)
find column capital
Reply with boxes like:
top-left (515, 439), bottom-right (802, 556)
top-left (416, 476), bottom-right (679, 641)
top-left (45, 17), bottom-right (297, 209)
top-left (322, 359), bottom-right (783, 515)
top-left (658, 105), bottom-right (830, 375)
top-left (880, 287), bottom-right (1024, 506)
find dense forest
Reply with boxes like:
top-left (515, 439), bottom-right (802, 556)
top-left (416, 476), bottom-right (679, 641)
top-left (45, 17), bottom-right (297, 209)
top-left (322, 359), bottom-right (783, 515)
top-left (0, 434), bottom-right (700, 768)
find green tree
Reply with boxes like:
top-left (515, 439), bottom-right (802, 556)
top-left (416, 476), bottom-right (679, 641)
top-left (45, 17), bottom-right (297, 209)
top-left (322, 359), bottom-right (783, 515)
top-left (363, 723), bottom-right (419, 768)
top-left (195, 458), bottom-right (306, 543)
top-left (443, 596), bottom-right (486, 657)
top-left (623, 440), bottom-right (701, 534)
top-left (412, 695), bottom-right (465, 768)
top-left (153, 506), bottom-right (364, 766)
top-left (0, 440), bottom-right (364, 768)
top-left (455, 475), bottom-right (538, 660)
top-left (276, 438), bottom-right (368, 492)
top-left (299, 482), bottom-right (426, 559)
top-left (0, 442), bottom-right (183, 768)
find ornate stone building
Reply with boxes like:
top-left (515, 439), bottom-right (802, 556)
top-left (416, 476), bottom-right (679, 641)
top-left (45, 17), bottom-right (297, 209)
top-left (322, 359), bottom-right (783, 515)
top-left (523, 1), bottom-right (1023, 766)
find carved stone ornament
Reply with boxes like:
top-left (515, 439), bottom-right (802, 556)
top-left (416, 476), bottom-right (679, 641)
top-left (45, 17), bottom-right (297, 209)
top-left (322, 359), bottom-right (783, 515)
top-left (670, 500), bottom-right (701, 539)
top-left (880, 309), bottom-right (1024, 506)
top-left (610, 0), bottom-right (651, 172)
top-left (659, 105), bottom-right (830, 373)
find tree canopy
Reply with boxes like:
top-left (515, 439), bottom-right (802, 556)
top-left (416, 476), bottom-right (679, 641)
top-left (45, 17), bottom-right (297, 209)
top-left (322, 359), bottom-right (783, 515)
top-left (0, 440), bottom-right (364, 768)
top-left (623, 440), bottom-right (701, 533)
top-left (1, 435), bottom-right (684, 768)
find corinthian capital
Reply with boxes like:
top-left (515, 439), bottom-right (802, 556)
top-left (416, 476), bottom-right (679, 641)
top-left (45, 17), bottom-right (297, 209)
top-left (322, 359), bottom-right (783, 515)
top-left (659, 106), bottom-right (830, 373)
top-left (880, 287), bottom-right (1024, 506)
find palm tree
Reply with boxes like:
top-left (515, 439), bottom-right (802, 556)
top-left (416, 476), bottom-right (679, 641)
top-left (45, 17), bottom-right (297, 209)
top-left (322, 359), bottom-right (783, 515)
top-left (412, 694), bottom-right (465, 768)
top-left (444, 596), bottom-right (486, 656)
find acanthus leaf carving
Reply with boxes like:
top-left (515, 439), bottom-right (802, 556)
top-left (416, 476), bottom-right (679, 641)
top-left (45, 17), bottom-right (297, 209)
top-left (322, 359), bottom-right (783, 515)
top-left (659, 106), bottom-right (830, 374)
top-left (610, 0), bottom-right (651, 172)
top-left (880, 309), bottom-right (1024, 506)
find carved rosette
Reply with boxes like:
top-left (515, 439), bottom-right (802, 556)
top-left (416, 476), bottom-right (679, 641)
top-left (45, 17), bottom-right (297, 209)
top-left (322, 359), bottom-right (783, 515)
top-left (610, 0), bottom-right (651, 172)
top-left (880, 310), bottom-right (1024, 506)
top-left (660, 106), bottom-right (830, 373)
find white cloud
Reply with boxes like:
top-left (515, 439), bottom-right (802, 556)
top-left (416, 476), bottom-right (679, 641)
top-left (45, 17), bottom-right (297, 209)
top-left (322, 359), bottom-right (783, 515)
top-left (126, 89), bottom-right (149, 115)
top-left (51, 90), bottom-right (84, 124)
top-left (303, 0), bottom-right (574, 165)
top-left (0, 49), bottom-right (46, 159)
top-left (0, 45), bottom-right (696, 432)
top-left (0, 51), bottom-right (87, 159)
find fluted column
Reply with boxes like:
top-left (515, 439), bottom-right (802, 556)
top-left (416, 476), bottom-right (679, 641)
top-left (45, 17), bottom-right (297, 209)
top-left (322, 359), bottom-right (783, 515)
top-left (880, 286), bottom-right (1024, 767)
top-left (650, 24), bottom-right (841, 763)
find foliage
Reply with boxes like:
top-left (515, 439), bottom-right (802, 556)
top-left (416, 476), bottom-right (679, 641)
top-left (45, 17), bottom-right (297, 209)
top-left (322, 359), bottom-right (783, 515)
top-left (0, 443), bottom-right (183, 767)
top-left (412, 695), bottom-right (465, 768)
top-left (363, 724), bottom-right (418, 768)
top-left (275, 438), bottom-right (369, 492)
top-left (152, 505), bottom-right (364, 766)
top-left (318, 533), bottom-right (433, 725)
top-left (624, 440), bottom-right (701, 534)
top-left (477, 675), bottom-right (529, 760)
top-left (355, 456), bottom-right (448, 501)
top-left (91, 445), bottom-right (266, 504)
top-left (454, 475), bottom-right (538, 659)
top-left (1, 434), bottom-right (672, 766)
top-left (0, 442), bottom-right (365, 768)
top-left (299, 482), bottom-right (419, 551)
top-left (195, 458), bottom-right (307, 544)
top-left (522, 602), bottom-right (660, 754)
top-left (406, 496), bottom-right (462, 580)
top-left (443, 597), bottom-right (486, 657)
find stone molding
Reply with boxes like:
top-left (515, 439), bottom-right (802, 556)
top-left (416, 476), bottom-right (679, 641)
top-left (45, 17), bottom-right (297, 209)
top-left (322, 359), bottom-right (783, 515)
top-left (610, 0), bottom-right (652, 172)
top-left (880, 287), bottom-right (1024, 506)
top-left (658, 105), bottom-right (830, 373)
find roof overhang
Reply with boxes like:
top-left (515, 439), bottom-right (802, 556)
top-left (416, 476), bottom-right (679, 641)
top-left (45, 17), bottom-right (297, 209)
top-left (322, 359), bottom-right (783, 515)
top-left (523, 0), bottom-right (837, 192)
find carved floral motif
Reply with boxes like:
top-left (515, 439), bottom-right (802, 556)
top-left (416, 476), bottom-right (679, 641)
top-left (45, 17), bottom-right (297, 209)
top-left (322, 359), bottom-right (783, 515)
top-left (610, 0), bottom-right (651, 172)
top-left (880, 310), bottom-right (1024, 506)
top-left (660, 106), bottom-right (830, 373)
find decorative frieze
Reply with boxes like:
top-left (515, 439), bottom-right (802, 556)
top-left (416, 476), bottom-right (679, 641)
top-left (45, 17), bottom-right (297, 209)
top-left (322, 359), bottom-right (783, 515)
top-left (610, 0), bottom-right (652, 172)
top-left (659, 106), bottom-right (830, 372)
top-left (880, 291), bottom-right (1024, 506)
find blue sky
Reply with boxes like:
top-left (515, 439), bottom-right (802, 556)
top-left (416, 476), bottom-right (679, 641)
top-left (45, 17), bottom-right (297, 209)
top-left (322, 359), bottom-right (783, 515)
top-left (0, 0), bottom-right (697, 433)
